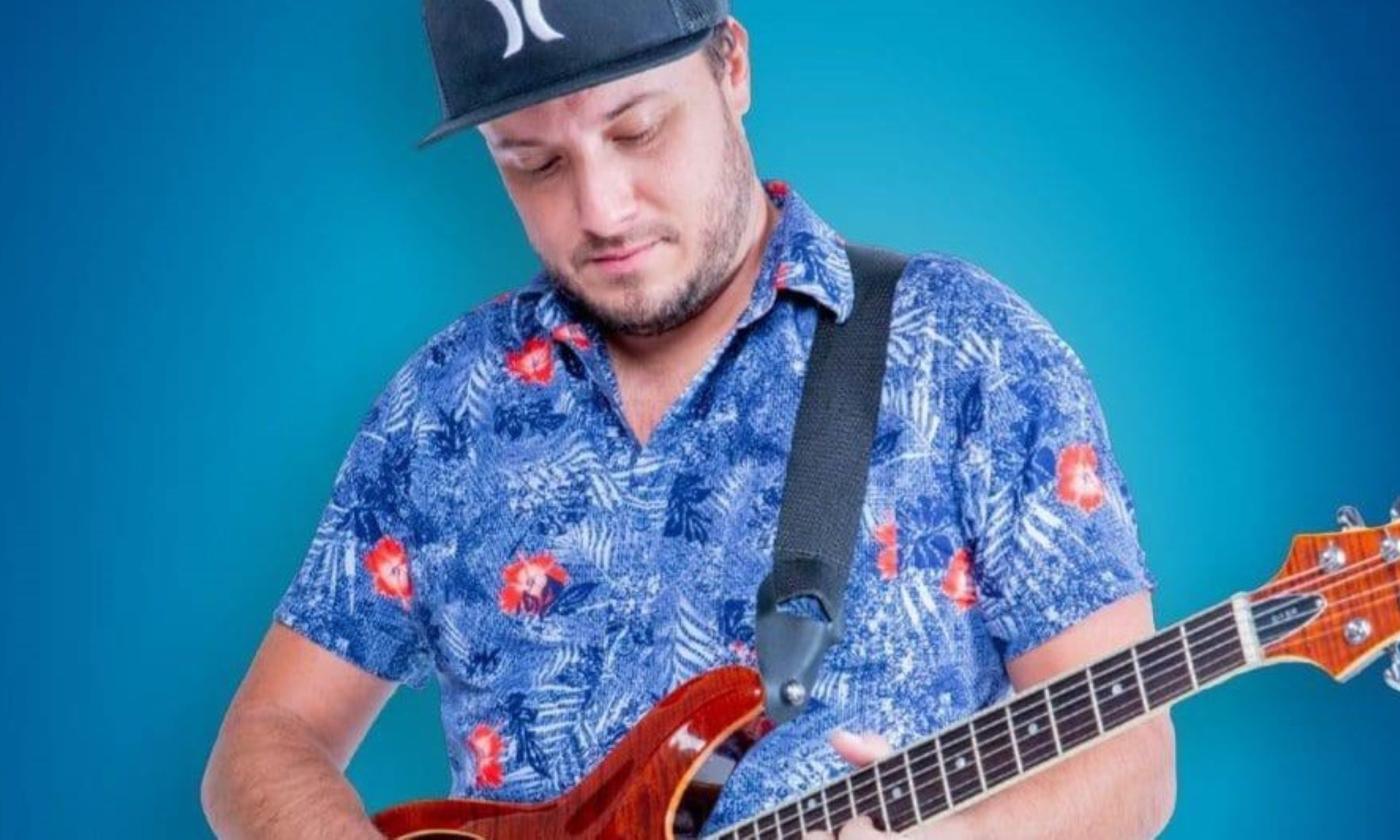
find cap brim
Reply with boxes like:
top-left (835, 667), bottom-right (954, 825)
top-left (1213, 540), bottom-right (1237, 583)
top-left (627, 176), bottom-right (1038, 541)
top-left (416, 26), bottom-right (713, 149)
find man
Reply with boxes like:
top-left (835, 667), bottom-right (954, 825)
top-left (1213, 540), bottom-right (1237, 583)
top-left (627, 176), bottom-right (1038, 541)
top-left (202, 3), bottom-right (1176, 838)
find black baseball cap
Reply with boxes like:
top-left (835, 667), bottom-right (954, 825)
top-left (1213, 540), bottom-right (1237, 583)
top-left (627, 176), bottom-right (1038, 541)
top-left (419, 0), bottom-right (732, 148)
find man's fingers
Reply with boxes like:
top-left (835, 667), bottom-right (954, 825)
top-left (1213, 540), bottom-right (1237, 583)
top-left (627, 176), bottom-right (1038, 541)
top-left (829, 729), bottom-right (894, 766)
top-left (807, 734), bottom-right (898, 838)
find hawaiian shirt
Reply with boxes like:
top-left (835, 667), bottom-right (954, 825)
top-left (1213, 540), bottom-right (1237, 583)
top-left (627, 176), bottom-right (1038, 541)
top-left (275, 179), bottom-right (1154, 834)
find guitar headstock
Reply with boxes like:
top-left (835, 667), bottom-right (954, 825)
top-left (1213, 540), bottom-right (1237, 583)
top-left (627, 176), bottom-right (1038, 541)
top-left (1249, 501), bottom-right (1400, 683)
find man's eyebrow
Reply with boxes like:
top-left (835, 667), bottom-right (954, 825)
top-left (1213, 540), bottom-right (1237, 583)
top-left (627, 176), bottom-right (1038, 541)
top-left (488, 90), bottom-right (665, 151)
top-left (603, 89), bottom-right (663, 121)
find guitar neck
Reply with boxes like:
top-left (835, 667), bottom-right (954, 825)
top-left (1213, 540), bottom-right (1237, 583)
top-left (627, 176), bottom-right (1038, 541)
top-left (710, 596), bottom-right (1261, 840)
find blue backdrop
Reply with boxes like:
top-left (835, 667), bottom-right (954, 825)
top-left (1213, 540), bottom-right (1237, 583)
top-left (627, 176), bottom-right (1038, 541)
top-left (4, 2), bottom-right (1397, 837)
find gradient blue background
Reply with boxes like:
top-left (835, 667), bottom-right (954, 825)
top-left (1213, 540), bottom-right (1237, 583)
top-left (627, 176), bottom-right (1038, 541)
top-left (4, 2), bottom-right (1397, 836)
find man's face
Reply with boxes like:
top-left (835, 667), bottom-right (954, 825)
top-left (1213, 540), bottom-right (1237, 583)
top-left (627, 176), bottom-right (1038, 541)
top-left (479, 32), bottom-right (757, 336)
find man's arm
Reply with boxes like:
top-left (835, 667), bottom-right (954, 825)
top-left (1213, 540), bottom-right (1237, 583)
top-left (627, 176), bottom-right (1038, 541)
top-left (818, 592), bottom-right (1177, 839)
top-left (201, 623), bottom-right (398, 839)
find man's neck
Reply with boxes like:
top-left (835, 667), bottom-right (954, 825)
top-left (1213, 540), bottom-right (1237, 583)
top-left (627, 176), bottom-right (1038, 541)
top-left (601, 180), bottom-right (780, 446)
top-left (604, 182), bottom-right (780, 377)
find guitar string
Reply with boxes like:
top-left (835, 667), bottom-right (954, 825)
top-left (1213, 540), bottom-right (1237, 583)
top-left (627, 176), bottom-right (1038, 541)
top-left (838, 547), bottom-right (1399, 810)
top-left (868, 560), bottom-right (1400, 826)
top-left (736, 559), bottom-right (1400, 840)
top-left (859, 569), bottom-right (1400, 836)
top-left (1251, 530), bottom-right (1399, 597)
top-left (722, 549), bottom-right (1400, 840)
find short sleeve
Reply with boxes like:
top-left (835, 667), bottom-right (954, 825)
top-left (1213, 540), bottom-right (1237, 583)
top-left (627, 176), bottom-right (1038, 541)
top-left (952, 273), bottom-right (1155, 661)
top-left (275, 361), bottom-right (433, 688)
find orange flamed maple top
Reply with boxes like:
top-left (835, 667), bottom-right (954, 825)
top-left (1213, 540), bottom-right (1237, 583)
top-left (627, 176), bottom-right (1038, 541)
top-left (1251, 521), bottom-right (1400, 679)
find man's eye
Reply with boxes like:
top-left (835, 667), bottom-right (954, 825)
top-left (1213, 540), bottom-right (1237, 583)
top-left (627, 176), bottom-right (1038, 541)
top-left (526, 158), bottom-right (560, 177)
top-left (617, 125), bottom-right (659, 146)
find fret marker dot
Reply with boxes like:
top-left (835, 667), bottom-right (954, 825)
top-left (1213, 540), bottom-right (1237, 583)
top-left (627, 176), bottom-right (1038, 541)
top-left (891, 784), bottom-right (905, 800)
top-left (806, 798), bottom-right (819, 811)
top-left (1027, 722), bottom-right (1039, 735)
top-left (955, 756), bottom-right (968, 770)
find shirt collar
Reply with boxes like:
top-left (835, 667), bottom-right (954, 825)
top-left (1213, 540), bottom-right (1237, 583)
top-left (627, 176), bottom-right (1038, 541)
top-left (737, 179), bottom-right (854, 328)
top-left (529, 177), bottom-right (854, 338)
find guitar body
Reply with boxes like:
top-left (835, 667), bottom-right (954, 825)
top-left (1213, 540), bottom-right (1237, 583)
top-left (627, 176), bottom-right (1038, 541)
top-left (373, 514), bottom-right (1400, 839)
top-left (371, 666), bottom-right (765, 839)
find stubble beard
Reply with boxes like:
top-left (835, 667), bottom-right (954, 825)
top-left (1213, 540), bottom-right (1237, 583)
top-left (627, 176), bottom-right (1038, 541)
top-left (544, 111), bottom-right (756, 338)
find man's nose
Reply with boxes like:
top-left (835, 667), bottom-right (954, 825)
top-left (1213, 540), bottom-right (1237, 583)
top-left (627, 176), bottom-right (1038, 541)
top-left (572, 155), bottom-right (638, 241)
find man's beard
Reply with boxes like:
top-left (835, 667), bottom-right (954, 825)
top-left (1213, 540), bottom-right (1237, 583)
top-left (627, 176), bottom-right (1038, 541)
top-left (543, 114), bottom-right (755, 337)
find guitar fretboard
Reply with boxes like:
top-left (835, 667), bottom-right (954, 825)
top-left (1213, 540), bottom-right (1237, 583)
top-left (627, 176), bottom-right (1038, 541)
top-left (708, 600), bottom-right (1251, 840)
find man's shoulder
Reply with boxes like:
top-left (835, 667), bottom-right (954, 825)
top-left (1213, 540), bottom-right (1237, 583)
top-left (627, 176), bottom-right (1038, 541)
top-left (897, 251), bottom-right (1040, 324)
top-left (897, 250), bottom-right (1086, 376)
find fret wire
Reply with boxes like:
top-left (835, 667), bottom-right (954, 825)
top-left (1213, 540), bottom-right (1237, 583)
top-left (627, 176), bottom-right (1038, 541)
top-left (1178, 623), bottom-right (1199, 689)
top-left (874, 759), bottom-right (891, 831)
top-left (1084, 668), bottom-right (1106, 734)
top-left (970, 722), bottom-right (988, 794)
top-left (1128, 643), bottom-right (1147, 708)
top-left (901, 748), bottom-right (924, 825)
top-left (851, 767), bottom-right (879, 816)
top-left (1045, 685), bottom-right (1063, 755)
top-left (1004, 704), bottom-right (1023, 776)
top-left (845, 774), bottom-right (857, 822)
top-left (905, 744), bottom-right (945, 819)
top-left (932, 730), bottom-right (953, 809)
top-left (820, 784), bottom-right (833, 834)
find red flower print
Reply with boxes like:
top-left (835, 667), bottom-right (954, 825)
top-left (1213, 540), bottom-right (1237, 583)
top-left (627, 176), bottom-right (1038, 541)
top-left (364, 535), bottom-right (412, 609)
top-left (774, 261), bottom-right (791, 291)
top-left (467, 723), bottom-right (505, 789)
top-left (499, 551), bottom-right (571, 617)
top-left (550, 322), bottom-right (591, 351)
top-left (766, 179), bottom-right (791, 200)
top-left (505, 336), bottom-right (554, 386)
top-left (875, 513), bottom-right (898, 581)
top-left (941, 546), bottom-right (977, 610)
top-left (1055, 442), bottom-right (1105, 514)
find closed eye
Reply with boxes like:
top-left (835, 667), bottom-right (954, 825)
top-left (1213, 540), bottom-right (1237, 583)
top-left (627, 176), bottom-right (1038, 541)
top-left (616, 125), bottom-right (660, 147)
top-left (526, 157), bottom-right (560, 177)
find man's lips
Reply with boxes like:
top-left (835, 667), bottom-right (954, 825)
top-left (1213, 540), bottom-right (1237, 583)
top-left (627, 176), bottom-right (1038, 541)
top-left (587, 239), bottom-right (659, 274)
top-left (590, 240), bottom-right (657, 262)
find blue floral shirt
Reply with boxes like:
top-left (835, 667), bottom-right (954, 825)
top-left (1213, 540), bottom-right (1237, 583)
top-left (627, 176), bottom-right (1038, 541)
top-left (276, 179), bottom-right (1153, 833)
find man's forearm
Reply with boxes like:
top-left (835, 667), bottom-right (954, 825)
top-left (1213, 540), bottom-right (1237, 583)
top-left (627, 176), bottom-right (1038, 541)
top-left (202, 706), bottom-right (382, 840)
top-left (913, 714), bottom-right (1177, 840)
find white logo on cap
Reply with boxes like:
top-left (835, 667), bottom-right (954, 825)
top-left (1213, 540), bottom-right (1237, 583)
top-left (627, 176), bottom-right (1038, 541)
top-left (480, 0), bottom-right (565, 59)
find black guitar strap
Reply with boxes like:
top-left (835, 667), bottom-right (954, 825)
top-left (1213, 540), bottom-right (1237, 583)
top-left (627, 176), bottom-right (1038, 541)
top-left (756, 243), bottom-right (909, 724)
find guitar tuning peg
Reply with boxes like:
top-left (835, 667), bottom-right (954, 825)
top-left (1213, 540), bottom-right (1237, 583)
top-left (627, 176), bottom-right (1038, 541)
top-left (1385, 643), bottom-right (1400, 693)
top-left (1336, 505), bottom-right (1365, 530)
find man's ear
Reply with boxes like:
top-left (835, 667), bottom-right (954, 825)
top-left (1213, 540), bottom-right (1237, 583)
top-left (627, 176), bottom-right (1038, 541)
top-left (717, 18), bottom-right (753, 118)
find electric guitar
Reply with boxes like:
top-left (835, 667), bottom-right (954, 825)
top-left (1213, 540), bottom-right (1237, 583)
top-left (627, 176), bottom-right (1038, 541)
top-left (372, 506), bottom-right (1400, 839)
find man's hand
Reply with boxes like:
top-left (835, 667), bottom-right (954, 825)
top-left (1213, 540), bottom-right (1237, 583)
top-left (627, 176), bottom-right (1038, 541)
top-left (801, 731), bottom-right (918, 839)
